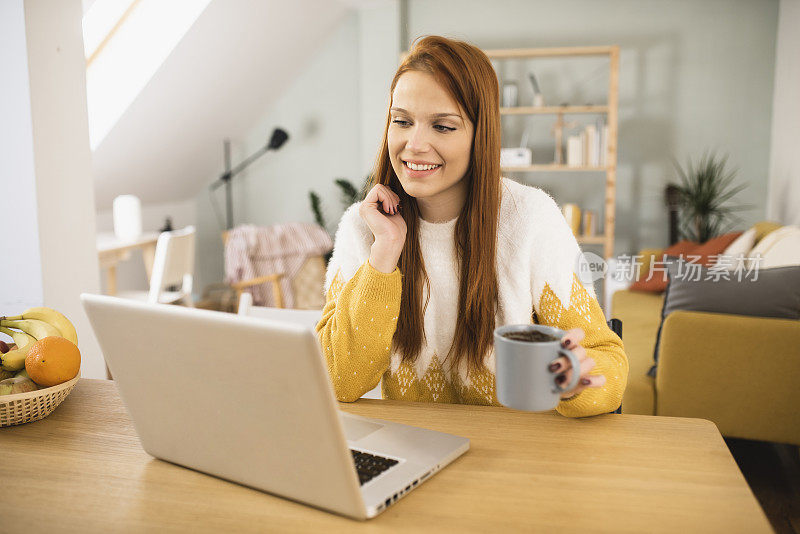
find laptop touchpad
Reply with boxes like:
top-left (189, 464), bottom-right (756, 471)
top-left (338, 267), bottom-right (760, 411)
top-left (340, 413), bottom-right (384, 442)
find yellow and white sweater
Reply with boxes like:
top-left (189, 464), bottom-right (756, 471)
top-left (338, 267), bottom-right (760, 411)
top-left (316, 178), bottom-right (628, 417)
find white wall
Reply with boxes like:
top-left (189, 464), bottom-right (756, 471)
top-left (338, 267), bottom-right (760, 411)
top-left (196, 0), bottom-right (779, 269)
top-left (89, 1), bottom-right (349, 299)
top-left (357, 3), bottom-right (401, 172)
top-left (0, 0), bottom-right (104, 379)
top-left (91, 0), bottom-right (349, 211)
top-left (0, 0), bottom-right (43, 311)
top-left (195, 11), bottom-right (368, 293)
top-left (114, 1), bottom-right (785, 299)
top-left (406, 0), bottom-right (778, 253)
top-left (768, 0), bottom-right (800, 225)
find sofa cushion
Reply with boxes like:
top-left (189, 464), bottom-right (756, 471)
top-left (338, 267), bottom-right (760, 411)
top-left (629, 240), bottom-right (699, 293)
top-left (634, 248), bottom-right (664, 282)
top-left (611, 289), bottom-right (663, 415)
top-left (719, 222), bottom-right (780, 262)
top-left (717, 229), bottom-right (756, 270)
top-left (629, 233), bottom-right (741, 293)
top-left (690, 232), bottom-right (742, 264)
top-left (663, 263), bottom-right (800, 319)
top-left (721, 228), bottom-right (756, 258)
top-left (657, 311), bottom-right (800, 444)
top-left (748, 225), bottom-right (800, 269)
top-left (649, 264), bottom-right (800, 376)
top-left (752, 221), bottom-right (783, 244)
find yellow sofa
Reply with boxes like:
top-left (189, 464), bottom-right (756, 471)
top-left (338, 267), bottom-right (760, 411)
top-left (612, 288), bottom-right (800, 446)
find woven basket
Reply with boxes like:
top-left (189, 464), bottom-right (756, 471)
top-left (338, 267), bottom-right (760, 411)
top-left (0, 375), bottom-right (79, 427)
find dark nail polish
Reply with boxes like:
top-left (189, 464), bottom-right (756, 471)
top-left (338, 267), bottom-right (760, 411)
top-left (556, 375), bottom-right (566, 385)
top-left (549, 363), bottom-right (560, 372)
top-left (562, 340), bottom-right (570, 348)
top-left (580, 378), bottom-right (591, 386)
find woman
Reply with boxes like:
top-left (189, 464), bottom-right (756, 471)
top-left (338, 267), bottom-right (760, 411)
top-left (316, 36), bottom-right (627, 417)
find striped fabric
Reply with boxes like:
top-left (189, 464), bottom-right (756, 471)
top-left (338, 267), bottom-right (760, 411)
top-left (224, 223), bottom-right (333, 308)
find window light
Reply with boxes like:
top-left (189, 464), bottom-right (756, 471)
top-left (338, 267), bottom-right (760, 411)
top-left (83, 0), bottom-right (212, 150)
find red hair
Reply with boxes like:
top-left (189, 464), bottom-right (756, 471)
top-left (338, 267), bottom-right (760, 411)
top-left (370, 36), bottom-right (501, 371)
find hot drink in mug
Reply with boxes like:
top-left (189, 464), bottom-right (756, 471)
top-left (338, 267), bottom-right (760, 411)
top-left (494, 324), bottom-right (580, 412)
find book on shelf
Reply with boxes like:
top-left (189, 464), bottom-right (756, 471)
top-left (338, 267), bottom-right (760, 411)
top-left (566, 135), bottom-right (582, 167)
top-left (585, 124), bottom-right (598, 167)
top-left (566, 119), bottom-right (608, 167)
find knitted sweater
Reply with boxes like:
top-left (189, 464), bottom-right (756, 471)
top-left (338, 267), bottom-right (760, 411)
top-left (316, 178), bottom-right (628, 417)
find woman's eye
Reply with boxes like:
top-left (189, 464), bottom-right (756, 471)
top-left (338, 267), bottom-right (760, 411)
top-left (392, 119), bottom-right (410, 126)
top-left (434, 125), bottom-right (456, 132)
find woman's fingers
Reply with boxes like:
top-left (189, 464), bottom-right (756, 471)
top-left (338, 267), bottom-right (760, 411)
top-left (548, 344), bottom-right (586, 373)
top-left (386, 184), bottom-right (400, 203)
top-left (372, 185), bottom-right (400, 214)
top-left (557, 357), bottom-right (607, 399)
top-left (560, 328), bottom-right (585, 350)
top-left (534, 327), bottom-right (605, 399)
top-left (386, 187), bottom-right (401, 214)
top-left (363, 185), bottom-right (401, 215)
top-left (379, 185), bottom-right (397, 213)
top-left (560, 372), bottom-right (607, 399)
top-left (377, 184), bottom-right (399, 205)
top-left (554, 353), bottom-right (594, 389)
top-left (548, 328), bottom-right (585, 375)
top-left (359, 185), bottom-right (407, 248)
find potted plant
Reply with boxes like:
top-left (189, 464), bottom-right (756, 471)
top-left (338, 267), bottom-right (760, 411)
top-left (309, 175), bottom-right (371, 263)
top-left (671, 152), bottom-right (749, 243)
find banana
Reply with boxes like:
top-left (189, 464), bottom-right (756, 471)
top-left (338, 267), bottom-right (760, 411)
top-left (3, 307), bottom-right (77, 345)
top-left (0, 343), bottom-right (30, 372)
top-left (0, 318), bottom-right (61, 341)
top-left (0, 326), bottom-right (35, 348)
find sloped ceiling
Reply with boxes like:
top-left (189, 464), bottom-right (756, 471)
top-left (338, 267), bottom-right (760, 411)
top-left (91, 0), bottom-right (349, 210)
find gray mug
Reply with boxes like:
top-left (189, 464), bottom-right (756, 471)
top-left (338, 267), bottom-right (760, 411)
top-left (494, 324), bottom-right (580, 412)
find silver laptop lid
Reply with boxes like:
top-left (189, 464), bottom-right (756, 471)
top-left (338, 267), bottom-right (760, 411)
top-left (81, 293), bottom-right (366, 518)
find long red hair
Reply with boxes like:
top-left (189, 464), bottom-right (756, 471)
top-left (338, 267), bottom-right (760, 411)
top-left (370, 36), bottom-right (501, 371)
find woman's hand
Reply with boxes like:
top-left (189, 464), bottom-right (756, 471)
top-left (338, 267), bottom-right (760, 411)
top-left (359, 184), bottom-right (406, 273)
top-left (549, 328), bottom-right (607, 400)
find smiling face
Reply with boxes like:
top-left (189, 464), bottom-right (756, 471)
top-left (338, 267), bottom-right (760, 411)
top-left (388, 70), bottom-right (475, 222)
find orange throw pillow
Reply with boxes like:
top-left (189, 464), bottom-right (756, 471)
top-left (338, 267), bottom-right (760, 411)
top-left (635, 248), bottom-right (664, 282)
top-left (628, 233), bottom-right (743, 293)
top-left (630, 240), bottom-right (699, 293)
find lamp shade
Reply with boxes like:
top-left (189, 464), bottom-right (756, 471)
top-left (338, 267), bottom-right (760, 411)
top-left (113, 195), bottom-right (142, 241)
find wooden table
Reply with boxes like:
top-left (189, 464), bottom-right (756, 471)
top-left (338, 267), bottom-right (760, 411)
top-left (97, 232), bottom-right (160, 295)
top-left (2, 379), bottom-right (770, 532)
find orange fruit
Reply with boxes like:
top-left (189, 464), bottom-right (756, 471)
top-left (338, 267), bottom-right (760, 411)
top-left (25, 336), bottom-right (81, 387)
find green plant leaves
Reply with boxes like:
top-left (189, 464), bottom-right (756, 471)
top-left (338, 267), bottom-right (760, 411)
top-left (670, 152), bottom-right (750, 243)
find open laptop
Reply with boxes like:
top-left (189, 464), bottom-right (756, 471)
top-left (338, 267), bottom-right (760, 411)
top-left (81, 294), bottom-right (469, 520)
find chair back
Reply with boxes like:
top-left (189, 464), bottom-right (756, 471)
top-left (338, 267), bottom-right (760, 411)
top-left (607, 318), bottom-right (623, 414)
top-left (148, 226), bottom-right (196, 305)
top-left (607, 318), bottom-right (622, 339)
top-left (237, 292), bottom-right (321, 330)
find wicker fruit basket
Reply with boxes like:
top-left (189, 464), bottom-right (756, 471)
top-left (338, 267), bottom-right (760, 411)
top-left (0, 375), bottom-right (79, 427)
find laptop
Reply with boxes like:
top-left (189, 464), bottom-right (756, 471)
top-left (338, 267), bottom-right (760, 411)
top-left (81, 294), bottom-right (469, 520)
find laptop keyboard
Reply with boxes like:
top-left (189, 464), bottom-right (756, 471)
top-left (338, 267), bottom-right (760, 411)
top-left (350, 449), bottom-right (399, 485)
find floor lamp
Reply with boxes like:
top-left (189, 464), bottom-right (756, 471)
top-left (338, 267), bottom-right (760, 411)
top-left (209, 127), bottom-right (289, 230)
